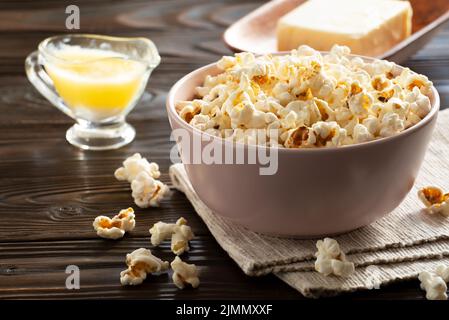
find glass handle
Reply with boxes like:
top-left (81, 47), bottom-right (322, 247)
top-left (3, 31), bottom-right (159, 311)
top-left (25, 51), bottom-right (75, 119)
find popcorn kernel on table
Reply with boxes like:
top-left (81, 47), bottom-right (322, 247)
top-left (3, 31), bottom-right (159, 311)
top-left (171, 256), bottom-right (200, 289)
top-left (149, 217), bottom-right (195, 256)
top-left (418, 186), bottom-right (449, 216)
top-left (314, 238), bottom-right (355, 277)
top-left (92, 207), bottom-right (135, 240)
top-left (120, 248), bottom-right (169, 286)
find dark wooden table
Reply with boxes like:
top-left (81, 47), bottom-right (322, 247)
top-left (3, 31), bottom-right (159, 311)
top-left (0, 0), bottom-right (448, 300)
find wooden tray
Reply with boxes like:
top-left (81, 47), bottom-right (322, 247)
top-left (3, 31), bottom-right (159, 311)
top-left (223, 0), bottom-right (449, 63)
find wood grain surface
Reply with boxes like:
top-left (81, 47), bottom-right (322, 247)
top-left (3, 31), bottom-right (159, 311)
top-left (0, 0), bottom-right (448, 300)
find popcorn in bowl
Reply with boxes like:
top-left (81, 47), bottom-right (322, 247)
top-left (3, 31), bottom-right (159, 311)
top-left (175, 45), bottom-right (433, 148)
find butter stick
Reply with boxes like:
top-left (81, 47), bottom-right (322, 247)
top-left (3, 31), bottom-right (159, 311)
top-left (276, 0), bottom-right (412, 57)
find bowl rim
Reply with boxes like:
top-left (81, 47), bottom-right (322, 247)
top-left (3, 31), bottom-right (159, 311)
top-left (166, 52), bottom-right (440, 154)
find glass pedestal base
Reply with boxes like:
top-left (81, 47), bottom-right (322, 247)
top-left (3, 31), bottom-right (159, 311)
top-left (66, 121), bottom-right (135, 150)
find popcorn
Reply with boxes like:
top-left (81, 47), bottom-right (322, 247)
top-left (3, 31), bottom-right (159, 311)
top-left (93, 217), bottom-right (124, 239)
top-left (384, 97), bottom-right (409, 119)
top-left (348, 91), bottom-right (373, 116)
top-left (149, 217), bottom-right (195, 255)
top-left (379, 112), bottom-right (405, 137)
top-left (405, 111), bottom-right (422, 128)
top-left (418, 271), bottom-right (448, 300)
top-left (177, 45), bottom-right (433, 148)
top-left (190, 114), bottom-right (216, 131)
top-left (171, 220), bottom-right (195, 255)
top-left (371, 75), bottom-right (391, 92)
top-left (120, 248), bottom-right (169, 286)
top-left (279, 100), bottom-right (320, 128)
top-left (131, 172), bottom-right (170, 208)
top-left (418, 186), bottom-right (449, 216)
top-left (115, 154), bottom-right (169, 209)
top-left (314, 98), bottom-right (335, 122)
top-left (436, 265), bottom-right (449, 282)
top-left (284, 126), bottom-right (311, 148)
top-left (353, 123), bottom-right (374, 144)
top-left (314, 238), bottom-right (355, 277)
top-left (227, 128), bottom-right (274, 146)
top-left (179, 103), bottom-right (200, 123)
top-left (229, 100), bottom-right (267, 129)
top-left (397, 68), bottom-right (433, 96)
top-left (92, 207), bottom-right (135, 240)
top-left (114, 153), bottom-right (160, 183)
top-left (362, 115), bottom-right (379, 136)
top-left (310, 121), bottom-right (347, 147)
top-left (362, 59), bottom-right (394, 77)
top-left (170, 256), bottom-right (200, 289)
top-left (150, 221), bottom-right (177, 246)
top-left (406, 87), bottom-right (432, 118)
top-left (217, 55), bottom-right (236, 70)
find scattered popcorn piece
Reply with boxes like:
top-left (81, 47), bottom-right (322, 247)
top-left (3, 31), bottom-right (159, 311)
top-left (131, 171), bottom-right (170, 208)
top-left (176, 45), bottom-right (433, 148)
top-left (93, 216), bottom-right (124, 240)
top-left (150, 221), bottom-right (175, 246)
top-left (418, 271), bottom-right (448, 300)
top-left (170, 256), bottom-right (200, 289)
top-left (331, 259), bottom-right (356, 278)
top-left (115, 154), bottom-right (169, 209)
top-left (113, 207), bottom-right (136, 232)
top-left (171, 219), bottom-right (195, 255)
top-left (418, 186), bottom-right (449, 216)
top-left (435, 265), bottom-right (449, 282)
top-left (149, 217), bottom-right (195, 255)
top-left (114, 153), bottom-right (160, 183)
top-left (150, 221), bottom-right (177, 246)
top-left (315, 238), bottom-right (355, 277)
top-left (92, 207), bottom-right (135, 240)
top-left (120, 248), bottom-right (169, 286)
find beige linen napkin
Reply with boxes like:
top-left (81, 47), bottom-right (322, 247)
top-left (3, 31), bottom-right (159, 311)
top-left (169, 109), bottom-right (449, 298)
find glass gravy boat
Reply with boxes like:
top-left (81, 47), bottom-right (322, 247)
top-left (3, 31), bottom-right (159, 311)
top-left (25, 34), bottom-right (161, 150)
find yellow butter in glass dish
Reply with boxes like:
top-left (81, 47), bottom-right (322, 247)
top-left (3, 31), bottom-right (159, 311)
top-left (45, 45), bottom-right (148, 121)
top-left (26, 34), bottom-right (160, 150)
